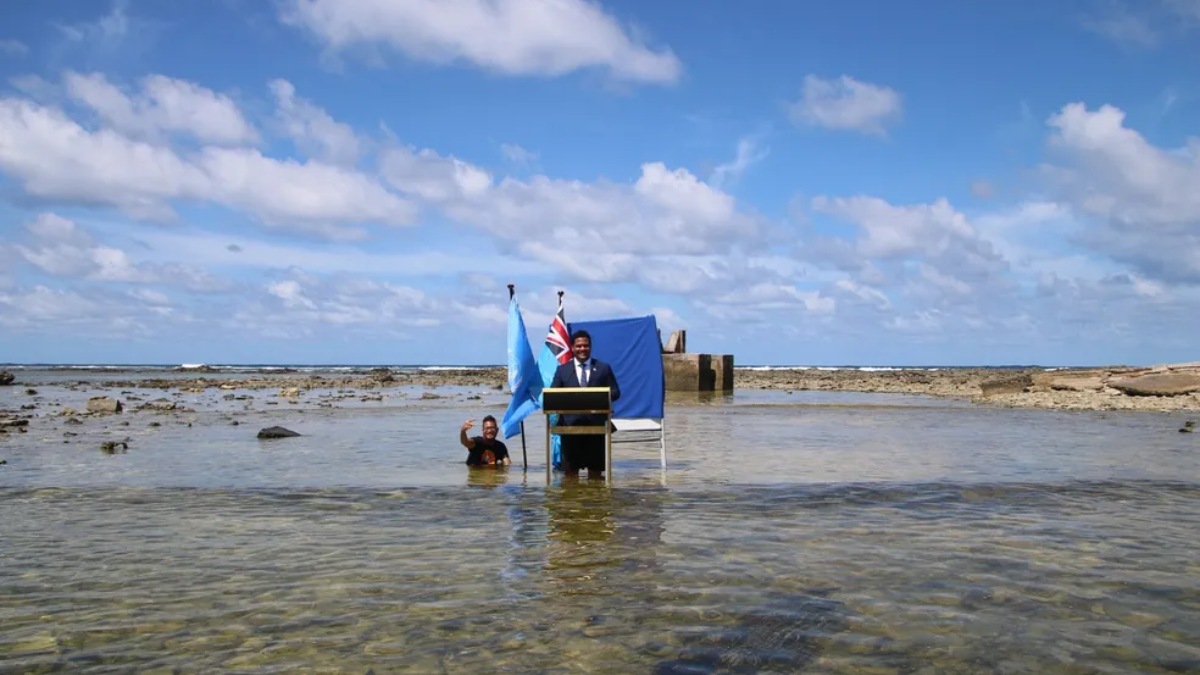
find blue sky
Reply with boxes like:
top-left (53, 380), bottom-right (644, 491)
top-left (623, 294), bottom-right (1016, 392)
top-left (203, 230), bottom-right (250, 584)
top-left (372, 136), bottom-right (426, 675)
top-left (0, 0), bottom-right (1197, 366)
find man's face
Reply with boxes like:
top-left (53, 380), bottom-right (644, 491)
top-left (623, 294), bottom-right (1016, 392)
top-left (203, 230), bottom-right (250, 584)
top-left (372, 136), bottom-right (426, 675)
top-left (482, 420), bottom-right (498, 440)
top-left (571, 336), bottom-right (591, 362)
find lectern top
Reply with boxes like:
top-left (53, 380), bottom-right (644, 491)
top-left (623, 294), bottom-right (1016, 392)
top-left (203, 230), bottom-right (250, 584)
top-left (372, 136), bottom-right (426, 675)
top-left (542, 386), bottom-right (611, 414)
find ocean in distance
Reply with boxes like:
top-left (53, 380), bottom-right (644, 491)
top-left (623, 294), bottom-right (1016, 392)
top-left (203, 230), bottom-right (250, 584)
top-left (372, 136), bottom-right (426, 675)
top-left (2, 363), bottom-right (1198, 672)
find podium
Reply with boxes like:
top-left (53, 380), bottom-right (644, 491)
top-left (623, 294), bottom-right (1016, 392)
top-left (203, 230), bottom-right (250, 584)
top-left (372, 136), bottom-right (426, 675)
top-left (543, 387), bottom-right (613, 484)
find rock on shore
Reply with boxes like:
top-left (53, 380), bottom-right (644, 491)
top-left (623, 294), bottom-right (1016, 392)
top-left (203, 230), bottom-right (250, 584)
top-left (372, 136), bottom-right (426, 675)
top-left (10, 363), bottom-right (1199, 416)
top-left (735, 363), bottom-right (1200, 412)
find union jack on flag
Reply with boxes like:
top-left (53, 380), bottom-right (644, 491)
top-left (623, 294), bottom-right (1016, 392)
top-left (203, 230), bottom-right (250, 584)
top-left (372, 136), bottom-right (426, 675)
top-left (543, 296), bottom-right (571, 365)
top-left (537, 292), bottom-right (571, 470)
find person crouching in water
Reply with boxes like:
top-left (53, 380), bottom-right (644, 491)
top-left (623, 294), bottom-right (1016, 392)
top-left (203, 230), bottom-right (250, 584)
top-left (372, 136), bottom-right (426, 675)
top-left (459, 415), bottom-right (511, 466)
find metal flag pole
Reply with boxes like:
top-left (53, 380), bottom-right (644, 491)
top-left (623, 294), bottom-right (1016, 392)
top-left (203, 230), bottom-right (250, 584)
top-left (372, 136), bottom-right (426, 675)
top-left (508, 283), bottom-right (529, 471)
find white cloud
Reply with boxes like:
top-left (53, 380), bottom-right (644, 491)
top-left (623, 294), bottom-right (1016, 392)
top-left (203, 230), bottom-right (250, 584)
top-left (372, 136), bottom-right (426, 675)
top-left (268, 279), bottom-right (317, 310)
top-left (279, 0), bottom-right (682, 84)
top-left (812, 195), bottom-right (996, 266)
top-left (243, 272), bottom-right (495, 334)
top-left (635, 162), bottom-right (735, 223)
top-left (269, 79), bottom-right (362, 165)
top-left (0, 283), bottom-right (195, 339)
top-left (196, 147), bottom-right (417, 236)
top-left (500, 142), bottom-right (538, 166)
top-left (887, 309), bottom-right (945, 335)
top-left (789, 75), bottom-right (902, 136)
top-left (131, 288), bottom-right (170, 305)
top-left (55, 2), bottom-right (130, 47)
top-left (0, 39), bottom-right (29, 56)
top-left (710, 137), bottom-right (769, 188)
top-left (65, 71), bottom-right (258, 145)
top-left (11, 213), bottom-right (231, 291)
top-left (1083, 1), bottom-right (1200, 48)
top-left (381, 146), bottom-right (762, 273)
top-left (381, 145), bottom-right (494, 202)
top-left (0, 286), bottom-right (110, 327)
top-left (1042, 102), bottom-right (1200, 282)
top-left (1083, 4), bottom-right (1159, 47)
top-left (0, 94), bottom-right (415, 234)
top-left (715, 282), bottom-right (836, 314)
top-left (130, 227), bottom-right (548, 278)
top-left (835, 279), bottom-right (891, 308)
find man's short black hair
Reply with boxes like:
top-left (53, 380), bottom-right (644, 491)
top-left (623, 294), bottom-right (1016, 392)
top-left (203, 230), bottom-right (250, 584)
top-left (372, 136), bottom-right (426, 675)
top-left (482, 415), bottom-right (497, 426)
top-left (570, 329), bottom-right (591, 343)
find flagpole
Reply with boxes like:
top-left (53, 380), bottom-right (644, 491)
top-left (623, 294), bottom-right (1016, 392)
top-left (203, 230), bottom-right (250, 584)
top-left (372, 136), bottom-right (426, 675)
top-left (508, 283), bottom-right (529, 471)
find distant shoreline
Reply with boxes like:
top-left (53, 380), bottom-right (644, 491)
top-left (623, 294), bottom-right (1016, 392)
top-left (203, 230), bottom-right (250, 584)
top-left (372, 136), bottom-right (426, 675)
top-left (3, 363), bottom-right (1198, 413)
top-left (0, 362), bottom-right (1118, 371)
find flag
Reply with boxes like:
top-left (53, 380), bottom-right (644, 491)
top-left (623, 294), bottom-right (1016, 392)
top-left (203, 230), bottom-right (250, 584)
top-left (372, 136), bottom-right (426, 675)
top-left (500, 295), bottom-right (542, 439)
top-left (537, 294), bottom-right (572, 468)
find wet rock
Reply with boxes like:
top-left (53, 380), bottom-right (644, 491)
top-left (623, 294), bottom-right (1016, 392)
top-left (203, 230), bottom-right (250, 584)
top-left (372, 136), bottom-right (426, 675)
top-left (11, 633), bottom-right (57, 654)
top-left (1049, 375), bottom-right (1105, 392)
top-left (100, 441), bottom-right (129, 454)
top-left (279, 387), bottom-right (301, 398)
top-left (980, 374), bottom-right (1032, 396)
top-left (370, 368), bottom-right (395, 383)
top-left (0, 418), bottom-right (29, 428)
top-left (86, 396), bottom-right (123, 414)
top-left (1100, 600), bottom-right (1167, 628)
top-left (959, 587), bottom-right (995, 610)
top-left (420, 392), bottom-right (443, 400)
top-left (1110, 373), bottom-right (1200, 397)
top-left (656, 593), bottom-right (849, 673)
top-left (64, 417), bottom-right (83, 425)
top-left (25, 388), bottom-right (37, 395)
top-left (142, 398), bottom-right (177, 411)
top-left (582, 624), bottom-right (620, 638)
top-left (654, 660), bottom-right (716, 675)
top-left (0, 370), bottom-right (14, 386)
top-left (257, 426), bottom-right (301, 439)
top-left (1180, 420), bottom-right (1195, 433)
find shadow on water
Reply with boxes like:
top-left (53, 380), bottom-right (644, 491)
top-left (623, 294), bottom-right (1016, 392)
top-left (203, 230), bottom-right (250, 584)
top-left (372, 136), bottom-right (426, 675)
top-left (652, 592), bottom-right (851, 674)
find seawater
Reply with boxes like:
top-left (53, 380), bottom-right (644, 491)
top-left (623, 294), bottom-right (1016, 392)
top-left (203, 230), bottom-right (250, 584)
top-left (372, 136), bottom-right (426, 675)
top-left (2, 381), bottom-right (1199, 673)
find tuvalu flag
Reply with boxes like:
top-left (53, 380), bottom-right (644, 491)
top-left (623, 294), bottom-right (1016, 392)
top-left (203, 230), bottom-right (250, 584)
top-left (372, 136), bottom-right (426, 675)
top-left (500, 294), bottom-right (542, 439)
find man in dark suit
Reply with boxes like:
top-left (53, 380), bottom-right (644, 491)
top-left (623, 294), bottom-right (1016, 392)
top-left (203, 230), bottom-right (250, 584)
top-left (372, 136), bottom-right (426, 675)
top-left (550, 329), bottom-right (620, 478)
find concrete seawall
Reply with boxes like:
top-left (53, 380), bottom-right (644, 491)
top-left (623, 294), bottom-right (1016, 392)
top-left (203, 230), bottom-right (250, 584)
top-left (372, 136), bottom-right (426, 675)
top-left (663, 353), bottom-right (734, 392)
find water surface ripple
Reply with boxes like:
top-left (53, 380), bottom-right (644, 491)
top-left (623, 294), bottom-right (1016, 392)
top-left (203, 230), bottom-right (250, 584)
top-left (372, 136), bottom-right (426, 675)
top-left (2, 388), bottom-right (1199, 672)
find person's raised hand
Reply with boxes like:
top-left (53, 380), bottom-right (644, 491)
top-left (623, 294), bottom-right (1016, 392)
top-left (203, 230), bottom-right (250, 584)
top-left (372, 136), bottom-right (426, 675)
top-left (461, 419), bottom-right (475, 433)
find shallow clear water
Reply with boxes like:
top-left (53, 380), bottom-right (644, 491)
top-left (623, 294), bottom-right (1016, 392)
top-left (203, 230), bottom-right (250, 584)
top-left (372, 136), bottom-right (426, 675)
top-left (2, 381), bottom-right (1200, 673)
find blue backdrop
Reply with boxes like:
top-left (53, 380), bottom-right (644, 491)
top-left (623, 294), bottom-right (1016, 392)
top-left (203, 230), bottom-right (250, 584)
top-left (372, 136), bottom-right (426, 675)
top-left (568, 315), bottom-right (665, 420)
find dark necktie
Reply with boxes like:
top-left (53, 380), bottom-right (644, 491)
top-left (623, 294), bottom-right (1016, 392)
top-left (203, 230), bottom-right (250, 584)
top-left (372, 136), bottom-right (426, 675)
top-left (580, 363), bottom-right (589, 386)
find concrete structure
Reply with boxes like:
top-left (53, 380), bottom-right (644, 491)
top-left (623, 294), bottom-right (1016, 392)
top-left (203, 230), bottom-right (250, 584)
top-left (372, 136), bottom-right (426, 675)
top-left (663, 353), bottom-right (734, 392)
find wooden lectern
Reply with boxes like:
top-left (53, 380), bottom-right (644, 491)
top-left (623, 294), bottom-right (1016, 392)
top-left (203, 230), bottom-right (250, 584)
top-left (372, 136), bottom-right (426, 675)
top-left (542, 387), bottom-right (613, 484)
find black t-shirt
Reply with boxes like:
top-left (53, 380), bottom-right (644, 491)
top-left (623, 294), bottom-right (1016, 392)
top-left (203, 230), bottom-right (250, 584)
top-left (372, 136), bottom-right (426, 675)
top-left (466, 437), bottom-right (509, 466)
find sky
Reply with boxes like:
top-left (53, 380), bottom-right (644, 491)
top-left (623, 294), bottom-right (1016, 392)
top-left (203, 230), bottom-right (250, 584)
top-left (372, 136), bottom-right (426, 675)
top-left (0, 0), bottom-right (1198, 367)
